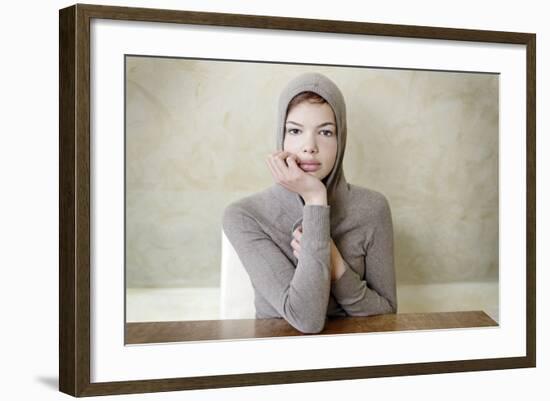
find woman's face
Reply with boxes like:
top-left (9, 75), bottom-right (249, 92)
top-left (283, 101), bottom-right (338, 182)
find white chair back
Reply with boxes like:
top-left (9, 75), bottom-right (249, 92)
top-left (219, 229), bottom-right (256, 319)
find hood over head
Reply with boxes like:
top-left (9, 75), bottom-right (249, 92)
top-left (275, 72), bottom-right (349, 206)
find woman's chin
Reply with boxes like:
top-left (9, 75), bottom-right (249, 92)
top-left (313, 172), bottom-right (327, 181)
top-left (301, 169), bottom-right (324, 180)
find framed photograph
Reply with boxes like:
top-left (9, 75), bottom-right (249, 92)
top-left (59, 3), bottom-right (536, 397)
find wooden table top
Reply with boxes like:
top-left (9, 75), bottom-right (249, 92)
top-left (125, 311), bottom-right (498, 344)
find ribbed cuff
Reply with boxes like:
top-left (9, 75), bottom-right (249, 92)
top-left (302, 205), bottom-right (330, 248)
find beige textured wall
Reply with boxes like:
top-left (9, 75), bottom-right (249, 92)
top-left (125, 56), bottom-right (498, 288)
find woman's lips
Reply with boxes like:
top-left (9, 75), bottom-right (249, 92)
top-left (299, 162), bottom-right (321, 172)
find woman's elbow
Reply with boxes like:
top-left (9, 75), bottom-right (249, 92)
top-left (295, 316), bottom-right (326, 334)
top-left (285, 308), bottom-right (326, 334)
top-left (281, 294), bottom-right (328, 334)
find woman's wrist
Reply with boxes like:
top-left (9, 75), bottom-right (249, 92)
top-left (303, 189), bottom-right (328, 206)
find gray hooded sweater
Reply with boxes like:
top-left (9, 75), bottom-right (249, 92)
top-left (222, 72), bottom-right (397, 334)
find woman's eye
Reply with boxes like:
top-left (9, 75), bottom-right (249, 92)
top-left (287, 128), bottom-right (300, 135)
top-left (320, 130), bottom-right (333, 136)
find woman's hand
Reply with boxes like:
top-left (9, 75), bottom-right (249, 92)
top-left (266, 151), bottom-right (327, 204)
top-left (291, 225), bottom-right (303, 260)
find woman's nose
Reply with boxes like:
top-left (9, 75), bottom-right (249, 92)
top-left (301, 133), bottom-right (318, 153)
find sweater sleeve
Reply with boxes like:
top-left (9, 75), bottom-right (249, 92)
top-left (222, 204), bottom-right (332, 334)
top-left (330, 195), bottom-right (398, 316)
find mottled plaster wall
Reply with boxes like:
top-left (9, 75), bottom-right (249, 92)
top-left (125, 56), bottom-right (498, 288)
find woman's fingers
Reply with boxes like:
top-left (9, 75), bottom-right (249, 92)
top-left (272, 152), bottom-right (291, 174)
top-left (274, 151), bottom-right (295, 167)
top-left (270, 150), bottom-right (288, 163)
top-left (267, 151), bottom-right (301, 189)
top-left (293, 226), bottom-right (302, 241)
top-left (291, 228), bottom-right (302, 250)
top-left (267, 151), bottom-right (319, 199)
top-left (285, 154), bottom-right (300, 172)
top-left (291, 241), bottom-right (301, 260)
top-left (272, 157), bottom-right (287, 178)
top-left (275, 153), bottom-right (303, 184)
top-left (266, 151), bottom-right (289, 180)
top-left (268, 151), bottom-right (288, 179)
top-left (292, 226), bottom-right (303, 259)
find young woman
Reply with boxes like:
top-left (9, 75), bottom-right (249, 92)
top-left (222, 72), bottom-right (397, 334)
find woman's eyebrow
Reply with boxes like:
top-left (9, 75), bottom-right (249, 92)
top-left (285, 120), bottom-right (303, 127)
top-left (286, 121), bottom-right (335, 128)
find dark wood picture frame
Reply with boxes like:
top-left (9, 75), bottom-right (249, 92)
top-left (59, 3), bottom-right (536, 397)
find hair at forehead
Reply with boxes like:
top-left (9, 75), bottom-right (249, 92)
top-left (286, 91), bottom-right (327, 116)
